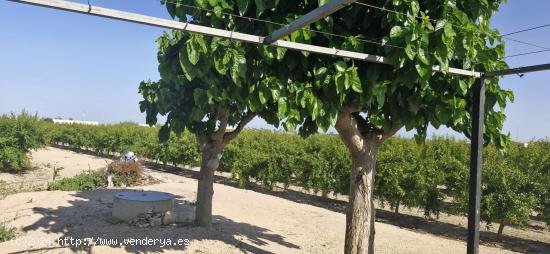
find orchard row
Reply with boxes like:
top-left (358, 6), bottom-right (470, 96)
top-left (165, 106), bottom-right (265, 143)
top-left (1, 113), bottom-right (548, 237)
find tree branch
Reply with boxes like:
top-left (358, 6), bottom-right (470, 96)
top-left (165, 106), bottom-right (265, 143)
top-left (223, 111), bottom-right (256, 144)
top-left (212, 106), bottom-right (229, 143)
top-left (335, 101), bottom-right (364, 155)
top-left (376, 122), bottom-right (402, 145)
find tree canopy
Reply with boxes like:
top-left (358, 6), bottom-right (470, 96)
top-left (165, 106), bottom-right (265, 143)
top-left (142, 0), bottom-right (512, 147)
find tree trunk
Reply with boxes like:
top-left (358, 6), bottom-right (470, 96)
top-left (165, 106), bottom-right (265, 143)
top-left (334, 102), bottom-right (401, 254)
top-left (395, 199), bottom-right (400, 215)
top-left (344, 134), bottom-right (378, 254)
top-left (194, 143), bottom-right (223, 227)
top-left (496, 221), bottom-right (506, 240)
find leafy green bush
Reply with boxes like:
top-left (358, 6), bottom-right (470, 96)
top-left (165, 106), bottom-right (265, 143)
top-left (47, 171), bottom-right (105, 191)
top-left (0, 111), bottom-right (48, 171)
top-left (376, 138), bottom-right (421, 214)
top-left (0, 222), bottom-right (16, 242)
top-left (481, 145), bottom-right (538, 238)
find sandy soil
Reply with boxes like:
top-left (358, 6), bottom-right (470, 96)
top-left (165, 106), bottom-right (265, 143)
top-left (0, 147), bottom-right (112, 192)
top-left (0, 147), bottom-right (545, 253)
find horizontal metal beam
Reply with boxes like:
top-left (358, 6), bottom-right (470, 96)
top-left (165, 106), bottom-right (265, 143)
top-left (263, 0), bottom-right (356, 44)
top-left (485, 63), bottom-right (550, 77)
top-left (8, 0), bottom-right (482, 77)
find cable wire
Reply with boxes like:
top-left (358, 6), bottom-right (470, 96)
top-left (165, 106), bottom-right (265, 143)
top-left (158, 0), bottom-right (550, 59)
top-left (507, 49), bottom-right (550, 58)
top-left (160, 0), bottom-right (405, 49)
top-left (504, 37), bottom-right (550, 51)
top-left (502, 23), bottom-right (550, 37)
top-left (354, 1), bottom-right (549, 52)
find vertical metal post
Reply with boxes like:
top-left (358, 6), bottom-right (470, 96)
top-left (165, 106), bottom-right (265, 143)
top-left (467, 77), bottom-right (485, 254)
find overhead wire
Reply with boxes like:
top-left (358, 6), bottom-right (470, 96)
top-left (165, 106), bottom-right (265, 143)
top-left (504, 37), bottom-right (550, 51)
top-left (354, 1), bottom-right (550, 56)
top-left (156, 0), bottom-right (550, 59)
top-left (502, 23), bottom-right (550, 37)
top-left (507, 49), bottom-right (550, 58)
top-left (159, 0), bottom-right (405, 49)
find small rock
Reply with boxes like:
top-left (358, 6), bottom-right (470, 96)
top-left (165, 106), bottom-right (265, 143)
top-left (163, 211), bottom-right (175, 225)
top-left (150, 217), bottom-right (162, 227)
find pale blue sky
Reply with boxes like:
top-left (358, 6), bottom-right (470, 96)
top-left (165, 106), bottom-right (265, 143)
top-left (1, 0), bottom-right (549, 141)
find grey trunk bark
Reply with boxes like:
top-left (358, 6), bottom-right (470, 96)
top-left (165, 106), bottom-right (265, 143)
top-left (395, 199), bottom-right (400, 215)
top-left (195, 144), bottom-right (222, 227)
top-left (497, 222), bottom-right (506, 240)
top-left (344, 134), bottom-right (378, 254)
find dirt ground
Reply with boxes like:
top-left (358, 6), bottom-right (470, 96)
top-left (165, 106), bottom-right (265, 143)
top-left (0, 147), bottom-right (113, 193)
top-left (0, 147), bottom-right (548, 253)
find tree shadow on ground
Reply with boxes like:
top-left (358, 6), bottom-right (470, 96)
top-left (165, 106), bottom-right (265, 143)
top-left (20, 189), bottom-right (299, 254)
top-left (375, 210), bottom-right (549, 254)
top-left (151, 163), bottom-right (550, 254)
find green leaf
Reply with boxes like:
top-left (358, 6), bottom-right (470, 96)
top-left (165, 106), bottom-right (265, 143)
top-left (435, 104), bottom-right (451, 123)
top-left (334, 61), bottom-right (347, 72)
top-left (255, 0), bottom-right (266, 16)
top-left (213, 6), bottom-right (223, 18)
top-left (410, 0), bottom-right (419, 15)
top-left (334, 72), bottom-right (345, 94)
top-left (179, 50), bottom-right (197, 81)
top-left (276, 47), bottom-right (287, 60)
top-left (444, 22), bottom-right (456, 38)
top-left (236, 0), bottom-right (250, 15)
top-left (372, 82), bottom-right (386, 107)
top-left (271, 88), bottom-right (280, 101)
top-left (277, 100), bottom-right (288, 118)
top-left (166, 3), bottom-right (176, 19)
top-left (346, 67), bottom-right (362, 93)
top-left (458, 79), bottom-right (468, 95)
top-left (435, 20), bottom-right (446, 31)
top-left (186, 41), bottom-right (200, 65)
top-left (417, 48), bottom-right (430, 65)
top-left (415, 63), bottom-right (430, 78)
top-left (213, 53), bottom-right (228, 75)
top-left (405, 45), bottom-right (415, 60)
top-left (195, 0), bottom-right (208, 8)
top-left (258, 90), bottom-right (267, 104)
top-left (314, 67), bottom-right (327, 79)
top-left (390, 26), bottom-right (403, 38)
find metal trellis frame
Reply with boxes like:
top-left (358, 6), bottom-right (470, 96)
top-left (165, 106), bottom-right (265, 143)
top-left (262, 0), bottom-right (357, 44)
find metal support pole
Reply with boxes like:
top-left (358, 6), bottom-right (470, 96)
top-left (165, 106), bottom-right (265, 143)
top-left (467, 77), bottom-right (485, 254)
top-left (262, 0), bottom-right (356, 44)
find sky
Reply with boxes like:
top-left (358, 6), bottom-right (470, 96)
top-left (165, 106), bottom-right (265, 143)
top-left (1, 0), bottom-right (549, 142)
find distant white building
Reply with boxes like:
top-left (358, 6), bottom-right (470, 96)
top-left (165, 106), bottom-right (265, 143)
top-left (52, 119), bottom-right (99, 126)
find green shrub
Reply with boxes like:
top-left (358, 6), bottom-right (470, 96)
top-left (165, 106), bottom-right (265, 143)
top-left (0, 222), bottom-right (16, 242)
top-left (47, 171), bottom-right (105, 191)
top-left (107, 160), bottom-right (143, 187)
top-left (480, 145), bottom-right (538, 238)
top-left (375, 138), bottom-right (421, 214)
top-left (0, 111), bottom-right (48, 171)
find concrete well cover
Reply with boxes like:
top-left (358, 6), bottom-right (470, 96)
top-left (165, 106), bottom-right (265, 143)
top-left (115, 191), bottom-right (175, 201)
top-left (112, 191), bottom-right (175, 221)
